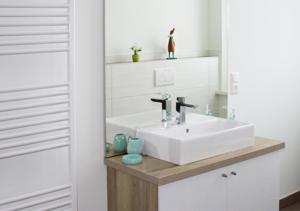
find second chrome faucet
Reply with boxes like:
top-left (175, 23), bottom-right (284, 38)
top-left (175, 97), bottom-right (197, 124)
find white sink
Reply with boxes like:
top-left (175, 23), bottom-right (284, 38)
top-left (106, 111), bottom-right (254, 165)
top-left (137, 118), bottom-right (254, 165)
top-left (106, 110), bottom-right (161, 144)
top-left (106, 110), bottom-right (215, 144)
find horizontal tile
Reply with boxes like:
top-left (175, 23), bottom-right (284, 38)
top-left (111, 93), bottom-right (166, 117)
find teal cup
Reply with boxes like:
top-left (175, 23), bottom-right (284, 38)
top-left (113, 134), bottom-right (127, 152)
top-left (127, 137), bottom-right (143, 154)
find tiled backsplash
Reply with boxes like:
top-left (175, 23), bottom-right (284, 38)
top-left (105, 57), bottom-right (227, 118)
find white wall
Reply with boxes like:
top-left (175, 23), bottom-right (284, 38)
top-left (227, 0), bottom-right (300, 197)
top-left (75, 0), bottom-right (107, 210)
top-left (105, 0), bottom-right (221, 63)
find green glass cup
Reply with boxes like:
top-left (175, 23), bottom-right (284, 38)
top-left (113, 134), bottom-right (127, 153)
top-left (127, 137), bottom-right (143, 154)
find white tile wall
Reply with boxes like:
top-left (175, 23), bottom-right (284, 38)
top-left (111, 93), bottom-right (162, 117)
top-left (110, 61), bottom-right (172, 98)
top-left (106, 57), bottom-right (225, 117)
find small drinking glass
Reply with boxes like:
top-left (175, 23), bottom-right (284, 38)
top-left (113, 134), bottom-right (127, 152)
top-left (127, 137), bottom-right (143, 154)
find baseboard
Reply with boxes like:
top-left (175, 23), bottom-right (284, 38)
top-left (280, 191), bottom-right (300, 209)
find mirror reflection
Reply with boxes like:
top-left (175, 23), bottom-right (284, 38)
top-left (105, 0), bottom-right (228, 157)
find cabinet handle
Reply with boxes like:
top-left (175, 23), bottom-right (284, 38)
top-left (231, 171), bottom-right (237, 176)
top-left (221, 173), bottom-right (228, 178)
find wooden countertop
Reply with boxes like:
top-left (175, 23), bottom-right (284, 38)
top-left (105, 137), bottom-right (285, 186)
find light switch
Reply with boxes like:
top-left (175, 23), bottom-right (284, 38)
top-left (154, 67), bottom-right (175, 87)
top-left (230, 72), bottom-right (240, 95)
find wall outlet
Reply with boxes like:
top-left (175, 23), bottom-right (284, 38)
top-left (154, 67), bottom-right (175, 87)
top-left (230, 72), bottom-right (240, 95)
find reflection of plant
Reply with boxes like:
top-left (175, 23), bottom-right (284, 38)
top-left (131, 43), bottom-right (142, 55)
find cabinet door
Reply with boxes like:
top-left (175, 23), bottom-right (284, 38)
top-left (227, 152), bottom-right (280, 211)
top-left (159, 167), bottom-right (228, 211)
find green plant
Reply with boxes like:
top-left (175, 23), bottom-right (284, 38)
top-left (131, 43), bottom-right (142, 55)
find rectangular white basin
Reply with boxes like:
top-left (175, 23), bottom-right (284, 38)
top-left (137, 118), bottom-right (254, 165)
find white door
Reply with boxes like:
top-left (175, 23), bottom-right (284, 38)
top-left (227, 153), bottom-right (280, 211)
top-left (159, 167), bottom-right (227, 211)
top-left (0, 0), bottom-right (75, 210)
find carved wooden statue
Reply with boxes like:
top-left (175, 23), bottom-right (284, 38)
top-left (167, 28), bottom-right (177, 60)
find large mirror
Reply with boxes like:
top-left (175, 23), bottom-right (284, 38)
top-left (105, 0), bottom-right (228, 157)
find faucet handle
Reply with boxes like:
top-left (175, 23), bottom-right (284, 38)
top-left (151, 98), bottom-right (166, 105)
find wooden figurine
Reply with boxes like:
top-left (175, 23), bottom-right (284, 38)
top-left (167, 28), bottom-right (177, 60)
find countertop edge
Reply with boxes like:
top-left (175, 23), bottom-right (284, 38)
top-left (105, 138), bottom-right (285, 186)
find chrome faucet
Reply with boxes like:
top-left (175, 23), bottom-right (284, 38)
top-left (176, 97), bottom-right (197, 124)
top-left (161, 93), bottom-right (172, 121)
top-left (151, 93), bottom-right (172, 123)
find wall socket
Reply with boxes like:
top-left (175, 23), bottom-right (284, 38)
top-left (230, 72), bottom-right (240, 95)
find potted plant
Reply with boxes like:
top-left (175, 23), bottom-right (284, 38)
top-left (131, 43), bottom-right (142, 62)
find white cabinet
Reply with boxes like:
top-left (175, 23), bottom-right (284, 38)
top-left (159, 167), bottom-right (227, 211)
top-left (227, 152), bottom-right (279, 211)
top-left (159, 152), bottom-right (280, 211)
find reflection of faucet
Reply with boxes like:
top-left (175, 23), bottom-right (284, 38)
top-left (151, 93), bottom-right (172, 123)
top-left (176, 97), bottom-right (197, 124)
